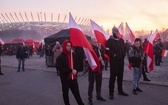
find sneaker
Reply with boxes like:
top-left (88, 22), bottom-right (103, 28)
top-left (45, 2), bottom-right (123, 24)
top-left (97, 97), bottom-right (106, 101)
top-left (144, 78), bottom-right (151, 81)
top-left (133, 89), bottom-right (137, 95)
top-left (109, 94), bottom-right (114, 100)
top-left (136, 87), bottom-right (143, 92)
top-left (118, 91), bottom-right (129, 96)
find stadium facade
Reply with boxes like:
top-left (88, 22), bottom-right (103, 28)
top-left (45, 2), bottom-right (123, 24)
top-left (0, 12), bottom-right (92, 42)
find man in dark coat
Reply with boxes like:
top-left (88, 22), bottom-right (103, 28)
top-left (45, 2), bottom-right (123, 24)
top-left (88, 38), bottom-right (106, 105)
top-left (105, 27), bottom-right (128, 100)
top-left (16, 44), bottom-right (28, 72)
top-left (56, 40), bottom-right (84, 105)
top-left (154, 39), bottom-right (162, 66)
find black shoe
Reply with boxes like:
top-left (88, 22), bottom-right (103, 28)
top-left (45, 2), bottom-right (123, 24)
top-left (144, 78), bottom-right (151, 81)
top-left (118, 91), bottom-right (129, 96)
top-left (97, 97), bottom-right (106, 101)
top-left (88, 100), bottom-right (93, 105)
top-left (22, 69), bottom-right (25, 71)
top-left (17, 70), bottom-right (20, 72)
top-left (133, 89), bottom-right (137, 95)
top-left (146, 71), bottom-right (149, 73)
top-left (109, 94), bottom-right (114, 100)
top-left (0, 73), bottom-right (4, 75)
top-left (136, 87), bottom-right (143, 92)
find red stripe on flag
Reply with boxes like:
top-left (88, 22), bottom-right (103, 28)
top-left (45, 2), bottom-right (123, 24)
top-left (70, 28), bottom-right (101, 73)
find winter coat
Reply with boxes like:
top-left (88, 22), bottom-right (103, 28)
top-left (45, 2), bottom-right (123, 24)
top-left (16, 47), bottom-right (28, 58)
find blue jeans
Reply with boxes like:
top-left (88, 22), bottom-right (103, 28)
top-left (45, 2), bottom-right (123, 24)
top-left (133, 67), bottom-right (142, 89)
top-left (18, 58), bottom-right (25, 71)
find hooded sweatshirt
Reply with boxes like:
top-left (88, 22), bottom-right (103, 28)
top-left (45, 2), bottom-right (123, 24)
top-left (56, 40), bottom-right (77, 80)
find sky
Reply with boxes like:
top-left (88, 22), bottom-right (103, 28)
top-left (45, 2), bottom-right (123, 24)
top-left (1, 0), bottom-right (168, 32)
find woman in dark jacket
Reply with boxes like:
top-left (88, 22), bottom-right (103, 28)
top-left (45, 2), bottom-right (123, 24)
top-left (56, 40), bottom-right (84, 105)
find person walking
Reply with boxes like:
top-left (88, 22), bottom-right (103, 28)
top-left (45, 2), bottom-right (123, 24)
top-left (56, 40), bottom-right (84, 105)
top-left (106, 27), bottom-right (128, 100)
top-left (16, 44), bottom-right (28, 72)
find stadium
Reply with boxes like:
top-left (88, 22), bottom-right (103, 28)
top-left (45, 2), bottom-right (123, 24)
top-left (0, 12), bottom-right (92, 42)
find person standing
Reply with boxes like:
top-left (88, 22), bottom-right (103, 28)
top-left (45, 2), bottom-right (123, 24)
top-left (88, 38), bottom-right (106, 105)
top-left (0, 45), bottom-right (4, 75)
top-left (45, 44), bottom-right (52, 67)
top-left (52, 41), bottom-right (62, 75)
top-left (56, 40), bottom-right (84, 105)
top-left (106, 27), bottom-right (128, 100)
top-left (129, 38), bottom-right (144, 95)
top-left (142, 39), bottom-right (151, 81)
top-left (154, 39), bottom-right (162, 66)
top-left (16, 44), bottom-right (28, 72)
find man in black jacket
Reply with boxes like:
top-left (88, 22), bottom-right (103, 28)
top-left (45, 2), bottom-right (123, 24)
top-left (16, 44), bottom-right (28, 72)
top-left (106, 27), bottom-right (128, 100)
top-left (56, 40), bottom-right (84, 105)
top-left (88, 38), bottom-right (106, 105)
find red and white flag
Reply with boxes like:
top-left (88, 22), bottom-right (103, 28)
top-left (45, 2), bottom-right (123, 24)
top-left (125, 22), bottom-right (135, 45)
top-left (69, 12), bottom-right (101, 73)
top-left (90, 20), bottom-right (110, 60)
top-left (90, 20), bottom-right (109, 48)
top-left (118, 22), bottom-right (124, 39)
top-left (144, 30), bottom-right (157, 71)
top-left (162, 49), bottom-right (168, 57)
top-left (0, 38), bottom-right (5, 45)
top-left (154, 30), bottom-right (161, 41)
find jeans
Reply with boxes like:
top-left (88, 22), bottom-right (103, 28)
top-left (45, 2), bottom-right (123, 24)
top-left (18, 58), bottom-right (25, 71)
top-left (133, 67), bottom-right (142, 89)
top-left (46, 56), bottom-right (52, 66)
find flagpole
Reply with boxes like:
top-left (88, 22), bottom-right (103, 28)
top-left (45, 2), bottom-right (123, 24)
top-left (71, 49), bottom-right (74, 80)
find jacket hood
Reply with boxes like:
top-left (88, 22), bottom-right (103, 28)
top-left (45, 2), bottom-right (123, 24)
top-left (62, 40), bottom-right (72, 54)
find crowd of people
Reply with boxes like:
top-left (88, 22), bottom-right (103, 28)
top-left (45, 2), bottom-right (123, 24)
top-left (0, 26), bottom-right (167, 105)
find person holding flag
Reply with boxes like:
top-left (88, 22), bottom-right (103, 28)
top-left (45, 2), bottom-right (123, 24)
top-left (56, 40), bottom-right (84, 105)
top-left (129, 38), bottom-right (144, 95)
top-left (88, 38), bottom-right (106, 105)
top-left (106, 27), bottom-right (128, 100)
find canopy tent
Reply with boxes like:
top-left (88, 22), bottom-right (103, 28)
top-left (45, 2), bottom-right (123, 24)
top-left (12, 39), bottom-right (24, 43)
top-left (44, 29), bottom-right (91, 46)
top-left (24, 39), bottom-right (35, 46)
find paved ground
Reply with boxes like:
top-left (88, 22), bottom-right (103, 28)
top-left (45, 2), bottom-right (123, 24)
top-left (0, 55), bottom-right (168, 105)
top-left (1, 55), bottom-right (168, 86)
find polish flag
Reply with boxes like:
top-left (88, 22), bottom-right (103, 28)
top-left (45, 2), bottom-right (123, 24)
top-left (0, 38), bottom-right (5, 45)
top-left (90, 20), bottom-right (109, 48)
top-left (154, 30), bottom-right (161, 41)
top-left (118, 22), bottom-right (124, 39)
top-left (90, 20), bottom-right (110, 60)
top-left (125, 22), bottom-right (135, 45)
top-left (161, 49), bottom-right (168, 57)
top-left (144, 30), bottom-right (157, 71)
top-left (69, 13), bottom-right (101, 72)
